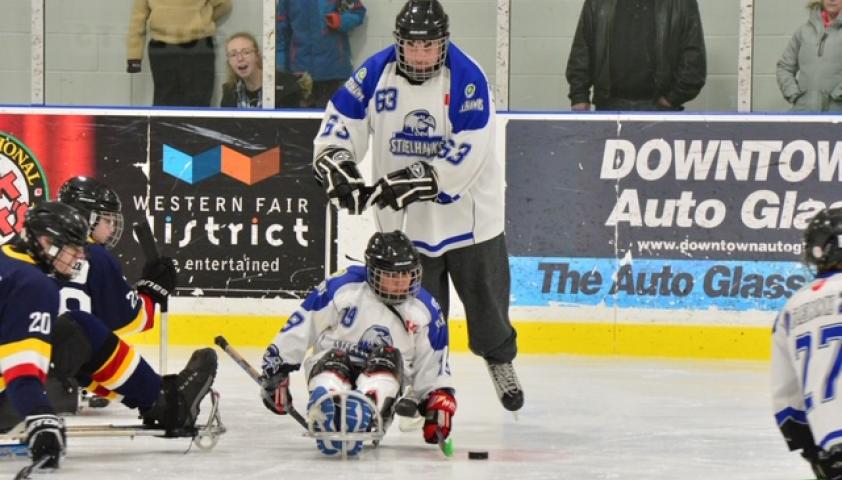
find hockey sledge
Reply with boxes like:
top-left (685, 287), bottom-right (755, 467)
top-left (305, 389), bottom-right (386, 459)
top-left (0, 389), bottom-right (225, 456)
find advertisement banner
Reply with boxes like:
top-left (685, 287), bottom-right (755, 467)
top-left (99, 116), bottom-right (331, 299)
top-left (0, 113), bottom-right (97, 242)
top-left (505, 118), bottom-right (829, 311)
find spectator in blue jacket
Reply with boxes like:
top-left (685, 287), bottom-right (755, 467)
top-left (276, 0), bottom-right (366, 108)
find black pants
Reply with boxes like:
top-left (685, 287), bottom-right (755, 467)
top-left (308, 79), bottom-right (345, 108)
top-left (420, 233), bottom-right (518, 364)
top-left (148, 37), bottom-right (215, 107)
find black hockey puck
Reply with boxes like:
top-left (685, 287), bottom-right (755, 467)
top-left (468, 450), bottom-right (489, 460)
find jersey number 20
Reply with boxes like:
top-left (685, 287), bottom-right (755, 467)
top-left (28, 312), bottom-right (51, 335)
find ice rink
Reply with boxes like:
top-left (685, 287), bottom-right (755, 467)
top-left (2, 346), bottom-right (816, 479)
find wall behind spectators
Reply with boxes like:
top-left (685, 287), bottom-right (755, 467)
top-left (0, 0), bottom-right (812, 112)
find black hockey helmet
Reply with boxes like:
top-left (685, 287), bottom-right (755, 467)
top-left (804, 207), bottom-right (842, 275)
top-left (393, 0), bottom-right (449, 82)
top-left (58, 176), bottom-right (124, 248)
top-left (365, 230), bottom-right (422, 304)
top-left (23, 201), bottom-right (89, 279)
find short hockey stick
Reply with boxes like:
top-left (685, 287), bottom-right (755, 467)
top-left (132, 219), bottom-right (168, 374)
top-left (213, 336), bottom-right (308, 429)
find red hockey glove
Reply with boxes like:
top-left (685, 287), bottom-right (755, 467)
top-left (422, 389), bottom-right (456, 444)
top-left (325, 12), bottom-right (341, 30)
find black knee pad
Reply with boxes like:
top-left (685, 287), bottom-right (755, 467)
top-left (364, 345), bottom-right (403, 381)
top-left (308, 348), bottom-right (354, 383)
top-left (50, 312), bottom-right (93, 380)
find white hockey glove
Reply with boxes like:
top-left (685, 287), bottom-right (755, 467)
top-left (313, 147), bottom-right (370, 214)
top-left (373, 161), bottom-right (439, 211)
top-left (25, 414), bottom-right (66, 469)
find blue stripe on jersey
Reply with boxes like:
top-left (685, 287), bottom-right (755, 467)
top-left (445, 43), bottom-right (490, 134)
top-left (332, 46), bottom-right (396, 120)
top-left (413, 232), bottom-right (474, 253)
top-left (774, 406), bottom-right (808, 426)
top-left (417, 288), bottom-right (447, 351)
top-left (301, 265), bottom-right (367, 312)
top-left (820, 430), bottom-right (842, 449)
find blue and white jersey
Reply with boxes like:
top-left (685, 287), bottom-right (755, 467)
top-left (314, 42), bottom-right (504, 257)
top-left (772, 271), bottom-right (842, 451)
top-left (267, 265), bottom-right (452, 400)
top-left (55, 244), bottom-right (151, 336)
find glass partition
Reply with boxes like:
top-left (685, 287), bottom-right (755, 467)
top-left (0, 0), bottom-right (32, 105)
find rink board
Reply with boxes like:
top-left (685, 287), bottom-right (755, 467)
top-left (0, 108), bottom-right (836, 360)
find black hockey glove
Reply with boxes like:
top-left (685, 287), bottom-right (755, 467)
top-left (135, 256), bottom-right (177, 305)
top-left (806, 445), bottom-right (842, 480)
top-left (260, 345), bottom-right (298, 415)
top-left (313, 147), bottom-right (370, 214)
top-left (373, 161), bottom-right (439, 211)
top-left (25, 414), bottom-right (66, 469)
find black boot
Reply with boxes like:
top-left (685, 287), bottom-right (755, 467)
top-left (141, 348), bottom-right (218, 435)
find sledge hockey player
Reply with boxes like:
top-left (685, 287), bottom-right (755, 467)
top-left (57, 176), bottom-right (176, 337)
top-left (772, 207), bottom-right (842, 480)
top-left (49, 176), bottom-right (178, 411)
top-left (312, 0), bottom-right (523, 412)
top-left (259, 230), bottom-right (455, 456)
top-left (0, 202), bottom-right (218, 470)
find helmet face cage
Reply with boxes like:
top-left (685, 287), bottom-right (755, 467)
top-left (394, 34), bottom-right (449, 83)
top-left (804, 207), bottom-right (842, 275)
top-left (89, 210), bottom-right (125, 248)
top-left (394, 0), bottom-right (449, 83)
top-left (367, 264), bottom-right (422, 305)
top-left (365, 231), bottom-right (423, 305)
top-left (24, 202), bottom-right (89, 280)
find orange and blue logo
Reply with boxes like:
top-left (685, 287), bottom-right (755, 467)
top-left (162, 144), bottom-right (282, 185)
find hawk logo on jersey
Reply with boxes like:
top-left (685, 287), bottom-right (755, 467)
top-left (358, 325), bottom-right (393, 353)
top-left (0, 132), bottom-right (49, 244)
top-left (390, 110), bottom-right (444, 158)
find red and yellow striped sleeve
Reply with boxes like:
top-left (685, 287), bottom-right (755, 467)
top-left (0, 337), bottom-right (51, 387)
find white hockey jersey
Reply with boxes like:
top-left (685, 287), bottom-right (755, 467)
top-left (313, 43), bottom-right (504, 257)
top-left (266, 265), bottom-right (453, 400)
top-left (772, 271), bottom-right (842, 451)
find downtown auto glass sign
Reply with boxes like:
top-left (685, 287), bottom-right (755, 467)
top-left (504, 118), bottom-right (838, 311)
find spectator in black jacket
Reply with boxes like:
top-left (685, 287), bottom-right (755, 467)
top-left (565, 0), bottom-right (707, 111)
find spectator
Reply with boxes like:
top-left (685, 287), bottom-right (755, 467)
top-left (565, 0), bottom-right (707, 111)
top-left (127, 0), bottom-right (232, 107)
top-left (777, 0), bottom-right (842, 111)
top-left (220, 32), bottom-right (313, 108)
top-left (276, 0), bottom-right (366, 108)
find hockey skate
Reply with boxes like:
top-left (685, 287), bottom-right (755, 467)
top-left (141, 347), bottom-right (219, 437)
top-left (487, 361), bottom-right (524, 412)
top-left (306, 387), bottom-right (381, 459)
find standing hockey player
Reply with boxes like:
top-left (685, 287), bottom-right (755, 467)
top-left (772, 207), bottom-right (842, 479)
top-left (0, 202), bottom-right (218, 470)
top-left (260, 231), bottom-right (454, 456)
top-left (311, 0), bottom-right (523, 411)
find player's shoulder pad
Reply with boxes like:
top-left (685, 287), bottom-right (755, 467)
top-left (331, 46), bottom-right (396, 120)
top-left (301, 265), bottom-right (368, 312)
top-left (445, 43), bottom-right (491, 134)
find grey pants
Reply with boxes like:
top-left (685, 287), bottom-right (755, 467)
top-left (420, 233), bottom-right (518, 363)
